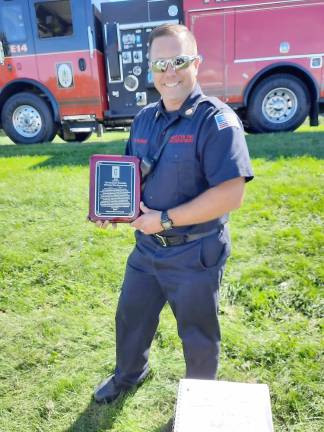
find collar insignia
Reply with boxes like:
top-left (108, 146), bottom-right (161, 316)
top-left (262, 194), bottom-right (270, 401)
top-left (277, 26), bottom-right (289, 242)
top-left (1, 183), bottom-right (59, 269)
top-left (185, 108), bottom-right (194, 116)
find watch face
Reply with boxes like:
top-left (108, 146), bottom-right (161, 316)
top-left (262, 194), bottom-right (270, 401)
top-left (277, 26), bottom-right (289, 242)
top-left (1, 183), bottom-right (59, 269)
top-left (162, 220), bottom-right (172, 230)
top-left (161, 211), bottom-right (173, 230)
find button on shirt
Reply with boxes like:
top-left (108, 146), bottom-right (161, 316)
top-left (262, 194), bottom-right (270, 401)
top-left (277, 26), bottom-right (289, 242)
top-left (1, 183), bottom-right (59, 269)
top-left (125, 85), bottom-right (254, 236)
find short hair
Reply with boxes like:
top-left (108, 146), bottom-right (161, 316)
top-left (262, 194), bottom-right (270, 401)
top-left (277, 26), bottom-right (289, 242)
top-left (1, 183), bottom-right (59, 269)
top-left (148, 24), bottom-right (198, 56)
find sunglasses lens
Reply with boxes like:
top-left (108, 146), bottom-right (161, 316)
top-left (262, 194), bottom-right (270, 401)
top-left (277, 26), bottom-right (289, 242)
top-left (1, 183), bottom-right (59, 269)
top-left (174, 56), bottom-right (189, 69)
top-left (151, 60), bottom-right (167, 72)
top-left (150, 56), bottom-right (197, 72)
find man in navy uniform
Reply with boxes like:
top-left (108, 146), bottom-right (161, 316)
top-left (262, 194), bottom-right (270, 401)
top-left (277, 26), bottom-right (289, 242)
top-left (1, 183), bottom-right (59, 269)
top-left (94, 24), bottom-right (253, 403)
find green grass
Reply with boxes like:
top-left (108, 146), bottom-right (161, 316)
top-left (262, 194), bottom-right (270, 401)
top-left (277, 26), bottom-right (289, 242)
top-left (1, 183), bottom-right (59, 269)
top-left (0, 123), bottom-right (323, 432)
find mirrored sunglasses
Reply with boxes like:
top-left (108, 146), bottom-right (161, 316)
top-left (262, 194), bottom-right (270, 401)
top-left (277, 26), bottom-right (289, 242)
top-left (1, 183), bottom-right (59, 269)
top-left (149, 55), bottom-right (200, 73)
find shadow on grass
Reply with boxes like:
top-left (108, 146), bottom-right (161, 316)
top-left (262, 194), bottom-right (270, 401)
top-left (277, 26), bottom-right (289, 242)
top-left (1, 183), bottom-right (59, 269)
top-left (0, 139), bottom-right (127, 169)
top-left (0, 132), bottom-right (323, 168)
top-left (64, 394), bottom-right (173, 432)
top-left (64, 390), bottom-right (136, 432)
top-left (64, 398), bottom-right (122, 432)
top-left (246, 131), bottom-right (324, 160)
top-left (65, 372), bottom-right (173, 432)
top-left (153, 417), bottom-right (174, 432)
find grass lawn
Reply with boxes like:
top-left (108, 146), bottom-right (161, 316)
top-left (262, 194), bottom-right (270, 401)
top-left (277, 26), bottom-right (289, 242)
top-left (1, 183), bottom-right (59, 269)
top-left (0, 122), bottom-right (323, 431)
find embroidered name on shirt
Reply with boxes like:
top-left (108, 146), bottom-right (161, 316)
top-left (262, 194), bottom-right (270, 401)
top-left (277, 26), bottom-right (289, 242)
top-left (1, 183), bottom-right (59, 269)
top-left (169, 135), bottom-right (194, 144)
top-left (214, 112), bottom-right (240, 130)
top-left (134, 138), bottom-right (148, 144)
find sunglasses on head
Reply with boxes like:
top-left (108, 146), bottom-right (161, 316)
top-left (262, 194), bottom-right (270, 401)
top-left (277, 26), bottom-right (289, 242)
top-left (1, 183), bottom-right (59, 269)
top-left (149, 55), bottom-right (200, 73)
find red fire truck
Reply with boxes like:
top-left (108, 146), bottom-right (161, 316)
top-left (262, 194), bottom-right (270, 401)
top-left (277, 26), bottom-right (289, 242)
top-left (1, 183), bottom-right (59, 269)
top-left (0, 0), bottom-right (323, 144)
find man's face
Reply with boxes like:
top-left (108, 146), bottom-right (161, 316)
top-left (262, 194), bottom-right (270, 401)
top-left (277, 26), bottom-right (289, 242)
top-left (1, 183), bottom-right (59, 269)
top-left (149, 34), bottom-right (200, 111)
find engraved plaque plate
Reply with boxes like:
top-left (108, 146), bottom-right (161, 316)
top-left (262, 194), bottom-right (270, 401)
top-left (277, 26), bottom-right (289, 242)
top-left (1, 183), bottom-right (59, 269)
top-left (88, 154), bottom-right (141, 222)
top-left (174, 379), bottom-right (274, 432)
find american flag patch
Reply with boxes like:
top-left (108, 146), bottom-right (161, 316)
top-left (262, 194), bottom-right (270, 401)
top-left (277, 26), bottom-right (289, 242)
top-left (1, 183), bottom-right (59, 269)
top-left (214, 112), bottom-right (241, 130)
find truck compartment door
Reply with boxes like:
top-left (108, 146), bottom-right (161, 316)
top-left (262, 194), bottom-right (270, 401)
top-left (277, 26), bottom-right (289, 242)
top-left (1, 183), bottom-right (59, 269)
top-left (105, 23), bottom-right (122, 82)
top-left (101, 0), bottom-right (182, 119)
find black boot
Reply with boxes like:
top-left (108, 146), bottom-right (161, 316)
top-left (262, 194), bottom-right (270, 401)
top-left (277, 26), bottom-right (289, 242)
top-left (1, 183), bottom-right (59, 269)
top-left (93, 375), bottom-right (125, 403)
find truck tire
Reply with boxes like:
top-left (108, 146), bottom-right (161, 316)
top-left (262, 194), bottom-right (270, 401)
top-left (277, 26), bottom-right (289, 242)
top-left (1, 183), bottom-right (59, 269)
top-left (58, 130), bottom-right (92, 142)
top-left (247, 74), bottom-right (310, 133)
top-left (1, 92), bottom-right (57, 144)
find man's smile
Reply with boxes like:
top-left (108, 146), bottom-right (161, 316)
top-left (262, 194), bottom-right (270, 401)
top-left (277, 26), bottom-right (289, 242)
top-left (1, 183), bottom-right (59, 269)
top-left (164, 81), bottom-right (181, 88)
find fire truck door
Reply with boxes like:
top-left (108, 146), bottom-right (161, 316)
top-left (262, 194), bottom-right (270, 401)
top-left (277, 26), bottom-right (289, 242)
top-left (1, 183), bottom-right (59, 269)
top-left (188, 11), bottom-right (225, 99)
top-left (29, 0), bottom-right (102, 118)
top-left (0, 0), bottom-right (37, 88)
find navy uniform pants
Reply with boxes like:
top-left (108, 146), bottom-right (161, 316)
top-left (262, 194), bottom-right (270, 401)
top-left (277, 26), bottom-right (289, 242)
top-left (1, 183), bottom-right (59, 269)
top-left (113, 225), bottom-right (231, 388)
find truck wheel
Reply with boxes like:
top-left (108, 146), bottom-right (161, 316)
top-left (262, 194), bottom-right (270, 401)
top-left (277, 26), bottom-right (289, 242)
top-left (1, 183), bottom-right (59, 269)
top-left (1, 92), bottom-right (57, 144)
top-left (58, 130), bottom-right (92, 142)
top-left (247, 74), bottom-right (310, 133)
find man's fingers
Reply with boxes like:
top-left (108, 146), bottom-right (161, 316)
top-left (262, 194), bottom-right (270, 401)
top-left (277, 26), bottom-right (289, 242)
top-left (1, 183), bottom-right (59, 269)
top-left (140, 201), bottom-right (149, 213)
top-left (95, 220), bottom-right (113, 229)
top-left (130, 215), bottom-right (142, 228)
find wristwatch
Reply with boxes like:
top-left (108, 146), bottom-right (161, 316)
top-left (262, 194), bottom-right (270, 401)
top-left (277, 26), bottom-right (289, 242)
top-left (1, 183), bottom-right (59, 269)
top-left (160, 210), bottom-right (173, 231)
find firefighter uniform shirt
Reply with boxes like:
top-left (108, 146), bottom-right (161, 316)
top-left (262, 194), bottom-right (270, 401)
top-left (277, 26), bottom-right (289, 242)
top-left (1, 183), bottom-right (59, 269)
top-left (126, 84), bottom-right (254, 236)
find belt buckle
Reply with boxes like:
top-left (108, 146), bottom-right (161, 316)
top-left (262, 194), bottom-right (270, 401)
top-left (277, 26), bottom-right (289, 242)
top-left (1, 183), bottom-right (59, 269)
top-left (154, 233), bottom-right (168, 247)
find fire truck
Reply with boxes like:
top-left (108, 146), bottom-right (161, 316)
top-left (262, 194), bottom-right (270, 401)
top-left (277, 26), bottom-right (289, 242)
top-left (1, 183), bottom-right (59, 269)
top-left (0, 0), bottom-right (323, 144)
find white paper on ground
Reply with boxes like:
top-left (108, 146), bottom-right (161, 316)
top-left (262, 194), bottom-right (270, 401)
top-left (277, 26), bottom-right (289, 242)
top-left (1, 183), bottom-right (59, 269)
top-left (173, 379), bottom-right (274, 432)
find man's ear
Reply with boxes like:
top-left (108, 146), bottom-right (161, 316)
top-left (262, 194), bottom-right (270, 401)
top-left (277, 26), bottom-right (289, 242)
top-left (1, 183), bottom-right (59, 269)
top-left (194, 58), bottom-right (201, 76)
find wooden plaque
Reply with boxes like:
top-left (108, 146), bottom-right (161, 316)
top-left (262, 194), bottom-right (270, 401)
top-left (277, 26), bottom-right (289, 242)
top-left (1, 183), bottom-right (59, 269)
top-left (88, 154), bottom-right (141, 222)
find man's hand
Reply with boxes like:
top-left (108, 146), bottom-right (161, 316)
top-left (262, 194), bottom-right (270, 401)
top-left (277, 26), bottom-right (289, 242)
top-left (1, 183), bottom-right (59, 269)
top-left (131, 202), bottom-right (162, 235)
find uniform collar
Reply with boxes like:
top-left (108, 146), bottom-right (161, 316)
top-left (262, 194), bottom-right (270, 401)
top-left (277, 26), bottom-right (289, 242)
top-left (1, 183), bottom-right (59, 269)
top-left (155, 84), bottom-right (204, 120)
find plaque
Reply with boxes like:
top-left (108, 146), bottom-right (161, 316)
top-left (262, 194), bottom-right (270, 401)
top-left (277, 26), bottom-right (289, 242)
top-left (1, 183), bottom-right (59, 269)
top-left (174, 379), bottom-right (274, 432)
top-left (88, 154), bottom-right (141, 222)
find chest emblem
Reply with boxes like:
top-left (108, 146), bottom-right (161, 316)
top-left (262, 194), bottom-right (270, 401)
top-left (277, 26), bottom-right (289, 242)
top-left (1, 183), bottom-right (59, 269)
top-left (169, 135), bottom-right (193, 144)
top-left (134, 138), bottom-right (148, 144)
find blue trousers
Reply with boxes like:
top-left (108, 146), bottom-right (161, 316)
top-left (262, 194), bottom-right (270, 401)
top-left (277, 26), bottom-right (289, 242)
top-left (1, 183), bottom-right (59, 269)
top-left (114, 226), bottom-right (231, 387)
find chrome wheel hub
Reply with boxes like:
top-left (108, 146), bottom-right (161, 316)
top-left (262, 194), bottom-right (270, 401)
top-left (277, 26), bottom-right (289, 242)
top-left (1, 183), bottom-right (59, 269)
top-left (262, 88), bottom-right (297, 124)
top-left (12, 105), bottom-right (42, 138)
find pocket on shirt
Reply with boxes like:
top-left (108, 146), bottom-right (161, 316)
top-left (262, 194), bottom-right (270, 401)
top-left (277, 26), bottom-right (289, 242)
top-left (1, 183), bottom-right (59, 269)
top-left (164, 143), bottom-right (194, 162)
top-left (164, 145), bottom-right (201, 198)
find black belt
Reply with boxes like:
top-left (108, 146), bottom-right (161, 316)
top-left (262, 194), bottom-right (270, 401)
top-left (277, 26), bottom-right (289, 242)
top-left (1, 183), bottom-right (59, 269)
top-left (152, 226), bottom-right (224, 247)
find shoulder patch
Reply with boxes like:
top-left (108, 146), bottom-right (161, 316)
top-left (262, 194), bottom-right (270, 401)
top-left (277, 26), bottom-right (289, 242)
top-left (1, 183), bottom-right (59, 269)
top-left (214, 112), bottom-right (241, 131)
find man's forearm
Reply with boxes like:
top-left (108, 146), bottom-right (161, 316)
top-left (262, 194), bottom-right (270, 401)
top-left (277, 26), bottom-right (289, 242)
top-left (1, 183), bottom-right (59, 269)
top-left (168, 177), bottom-right (245, 227)
top-left (130, 177), bottom-right (245, 235)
